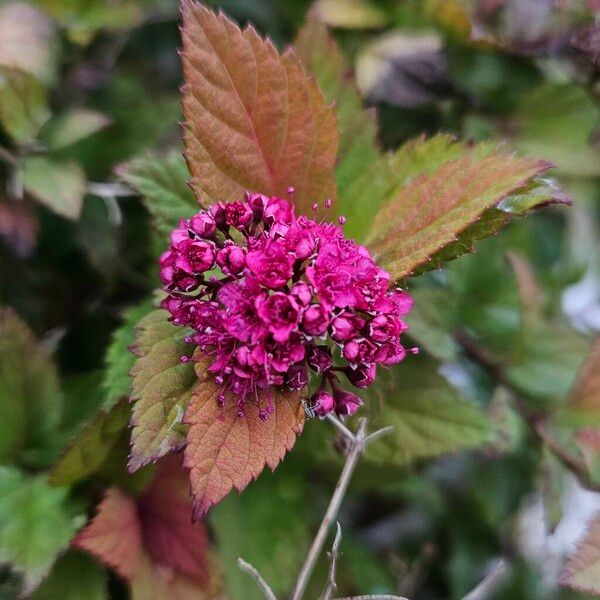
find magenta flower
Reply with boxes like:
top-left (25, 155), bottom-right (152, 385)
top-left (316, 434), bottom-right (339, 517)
top-left (159, 193), bottom-right (415, 418)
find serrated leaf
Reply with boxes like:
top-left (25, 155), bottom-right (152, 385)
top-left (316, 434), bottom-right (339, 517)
top-left (0, 308), bottom-right (63, 465)
top-left (366, 146), bottom-right (552, 280)
top-left (128, 310), bottom-right (198, 472)
top-left (294, 18), bottom-right (379, 238)
top-left (184, 361), bottom-right (306, 517)
top-left (23, 157), bottom-right (86, 220)
top-left (0, 68), bottom-right (50, 143)
top-left (0, 2), bottom-right (57, 85)
top-left (119, 153), bottom-right (198, 241)
top-left (561, 513), bottom-right (600, 594)
top-left (364, 357), bottom-right (493, 465)
top-left (31, 551), bottom-right (108, 600)
top-left (180, 1), bottom-right (338, 215)
top-left (50, 398), bottom-right (130, 487)
top-left (103, 298), bottom-right (155, 409)
top-left (74, 458), bottom-right (215, 597)
top-left (41, 108), bottom-right (111, 150)
top-left (0, 467), bottom-right (84, 593)
top-left (211, 469), bottom-right (311, 599)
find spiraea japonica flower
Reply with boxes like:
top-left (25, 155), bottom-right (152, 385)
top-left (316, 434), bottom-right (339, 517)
top-left (159, 190), bottom-right (416, 420)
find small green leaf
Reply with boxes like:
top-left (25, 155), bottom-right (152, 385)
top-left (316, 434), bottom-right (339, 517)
top-left (0, 68), bottom-right (50, 144)
top-left (0, 308), bottom-right (63, 466)
top-left (0, 467), bottom-right (84, 593)
top-left (23, 157), bottom-right (86, 220)
top-left (364, 357), bottom-right (493, 465)
top-left (313, 0), bottom-right (389, 29)
top-left (119, 152), bottom-right (197, 243)
top-left (50, 399), bottom-right (130, 487)
top-left (211, 469), bottom-right (311, 600)
top-left (513, 82), bottom-right (600, 178)
top-left (103, 298), bottom-right (155, 409)
top-left (41, 108), bottom-right (111, 151)
top-left (129, 310), bottom-right (198, 472)
top-left (31, 551), bottom-right (108, 600)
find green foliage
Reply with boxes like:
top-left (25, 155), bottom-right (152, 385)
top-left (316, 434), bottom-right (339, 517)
top-left (0, 467), bottom-right (84, 590)
top-left (120, 153), bottom-right (198, 244)
top-left (0, 308), bottom-right (63, 467)
top-left (103, 298), bottom-right (155, 408)
top-left (211, 469), bottom-right (312, 599)
top-left (365, 356), bottom-right (493, 465)
top-left (31, 551), bottom-right (108, 600)
top-left (50, 399), bottom-right (130, 487)
top-left (1, 0), bottom-right (599, 598)
top-left (22, 157), bottom-right (86, 220)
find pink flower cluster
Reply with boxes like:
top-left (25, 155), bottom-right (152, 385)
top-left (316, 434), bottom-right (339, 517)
top-left (159, 192), bottom-right (415, 419)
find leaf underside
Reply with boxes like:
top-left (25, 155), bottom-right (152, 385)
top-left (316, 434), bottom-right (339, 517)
top-left (180, 0), bottom-right (339, 216)
top-left (184, 362), bottom-right (306, 518)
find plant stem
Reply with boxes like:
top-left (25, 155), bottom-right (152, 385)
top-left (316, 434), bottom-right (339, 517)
top-left (238, 558), bottom-right (278, 600)
top-left (320, 522), bottom-right (343, 600)
top-left (455, 330), bottom-right (600, 493)
top-left (290, 418), bottom-right (368, 600)
top-left (461, 559), bottom-right (510, 600)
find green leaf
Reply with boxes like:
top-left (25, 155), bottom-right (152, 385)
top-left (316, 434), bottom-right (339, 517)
top-left (211, 469), bottom-right (311, 600)
top-left (405, 288), bottom-right (460, 362)
top-left (312, 0), bottom-right (389, 29)
top-left (506, 323), bottom-right (589, 409)
top-left (60, 371), bottom-right (106, 438)
top-left (23, 157), bottom-right (86, 220)
top-left (128, 310), bottom-right (198, 472)
top-left (0, 308), bottom-right (63, 466)
top-left (103, 298), bottom-right (156, 409)
top-left (41, 109), bottom-right (111, 151)
top-left (364, 357), bottom-right (493, 465)
top-left (0, 467), bottom-right (84, 593)
top-left (0, 2), bottom-right (58, 85)
top-left (35, 0), bottom-right (142, 46)
top-left (50, 398), bottom-right (130, 487)
top-left (513, 82), bottom-right (600, 178)
top-left (119, 153), bottom-right (197, 243)
top-left (294, 18), bottom-right (380, 239)
top-left (365, 137), bottom-right (557, 280)
top-left (0, 68), bottom-right (50, 144)
top-left (31, 551), bottom-right (108, 600)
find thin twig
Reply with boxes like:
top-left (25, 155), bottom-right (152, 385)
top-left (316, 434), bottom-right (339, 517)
top-left (461, 559), bottom-right (510, 600)
top-left (455, 329), bottom-right (600, 493)
top-left (237, 558), bottom-right (278, 600)
top-left (365, 425), bottom-right (395, 445)
top-left (321, 522), bottom-right (343, 600)
top-left (87, 181), bottom-right (135, 198)
top-left (326, 413), bottom-right (356, 442)
top-left (291, 418), bottom-right (368, 600)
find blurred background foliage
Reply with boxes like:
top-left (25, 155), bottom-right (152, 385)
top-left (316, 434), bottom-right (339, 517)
top-left (1, 0), bottom-right (600, 599)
